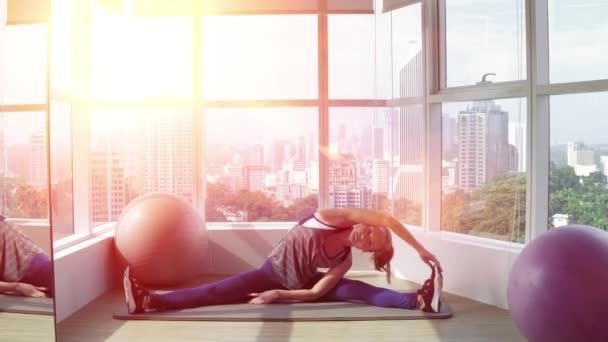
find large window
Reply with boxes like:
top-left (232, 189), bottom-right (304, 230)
top-left (0, 25), bottom-right (47, 105)
top-left (330, 106), bottom-right (423, 225)
top-left (90, 109), bottom-right (194, 227)
top-left (0, 112), bottom-right (48, 219)
top-left (549, 92), bottom-right (608, 230)
top-left (0, 24), bottom-right (48, 222)
top-left (329, 15), bottom-right (377, 99)
top-left (444, 0), bottom-right (526, 87)
top-left (441, 98), bottom-right (527, 243)
top-left (391, 3), bottom-right (422, 98)
top-left (205, 108), bottom-right (318, 222)
top-left (91, 5), bottom-right (192, 99)
top-left (548, 0), bottom-right (608, 83)
top-left (202, 15), bottom-right (317, 100)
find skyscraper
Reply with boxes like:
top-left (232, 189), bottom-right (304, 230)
top-left (139, 112), bottom-right (193, 201)
top-left (91, 152), bottom-right (126, 223)
top-left (372, 159), bottom-right (389, 194)
top-left (30, 127), bottom-right (47, 189)
top-left (458, 100), bottom-right (517, 192)
top-left (329, 153), bottom-right (357, 188)
top-left (373, 127), bottom-right (384, 160)
top-left (394, 51), bottom-right (424, 204)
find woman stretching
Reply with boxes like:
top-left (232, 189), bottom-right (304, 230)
top-left (124, 208), bottom-right (443, 314)
top-left (0, 215), bottom-right (54, 298)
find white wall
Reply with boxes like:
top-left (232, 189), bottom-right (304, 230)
top-left (391, 229), bottom-right (521, 309)
top-left (13, 220), bottom-right (52, 256)
top-left (54, 232), bottom-right (119, 321)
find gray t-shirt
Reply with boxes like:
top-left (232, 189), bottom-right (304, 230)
top-left (268, 215), bottom-right (352, 289)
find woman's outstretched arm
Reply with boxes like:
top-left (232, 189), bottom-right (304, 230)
top-left (0, 281), bottom-right (47, 297)
top-left (316, 208), bottom-right (442, 270)
top-left (249, 256), bottom-right (352, 304)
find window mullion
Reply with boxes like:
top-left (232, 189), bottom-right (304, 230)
top-left (318, 12), bottom-right (329, 209)
top-left (528, 0), bottom-right (549, 242)
top-left (424, 0), bottom-right (441, 232)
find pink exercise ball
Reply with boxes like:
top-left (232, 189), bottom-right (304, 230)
top-left (114, 192), bottom-right (205, 287)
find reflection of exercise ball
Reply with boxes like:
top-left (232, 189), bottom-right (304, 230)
top-left (507, 225), bottom-right (608, 342)
top-left (114, 192), bottom-right (205, 287)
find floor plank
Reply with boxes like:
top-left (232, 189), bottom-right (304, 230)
top-left (0, 312), bottom-right (56, 342)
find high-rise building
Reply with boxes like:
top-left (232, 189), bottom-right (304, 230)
top-left (372, 159), bottom-right (389, 194)
top-left (329, 185), bottom-right (371, 209)
top-left (601, 156), bottom-right (608, 178)
top-left (307, 160), bottom-right (319, 193)
top-left (30, 128), bottom-right (47, 189)
top-left (329, 153), bottom-right (357, 188)
top-left (266, 139), bottom-right (290, 171)
top-left (567, 142), bottom-right (595, 167)
top-left (247, 144), bottom-right (264, 166)
top-left (394, 51), bottom-right (424, 203)
top-left (91, 152), bottom-right (126, 223)
top-left (295, 135), bottom-right (306, 164)
top-left (139, 112), bottom-right (193, 200)
top-left (442, 116), bottom-right (458, 160)
top-left (457, 100), bottom-right (517, 192)
top-left (243, 165), bottom-right (265, 192)
top-left (221, 164), bottom-right (244, 192)
top-left (276, 183), bottom-right (308, 206)
top-left (373, 127), bottom-right (384, 160)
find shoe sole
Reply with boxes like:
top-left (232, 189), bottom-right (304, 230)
top-left (431, 267), bottom-right (442, 312)
top-left (124, 268), bottom-right (137, 314)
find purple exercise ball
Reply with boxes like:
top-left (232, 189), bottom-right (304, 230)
top-left (114, 192), bottom-right (205, 287)
top-left (507, 225), bottom-right (608, 342)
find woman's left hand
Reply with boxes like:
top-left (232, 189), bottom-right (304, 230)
top-left (418, 248), bottom-right (443, 272)
top-left (248, 290), bottom-right (280, 304)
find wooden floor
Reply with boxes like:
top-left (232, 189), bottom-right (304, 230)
top-left (57, 273), bottom-right (524, 342)
top-left (0, 312), bottom-right (56, 341)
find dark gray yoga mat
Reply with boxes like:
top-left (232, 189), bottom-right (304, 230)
top-left (0, 294), bottom-right (54, 315)
top-left (113, 291), bottom-right (452, 321)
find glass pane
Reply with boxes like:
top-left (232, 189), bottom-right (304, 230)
top-left (330, 107), bottom-right (423, 225)
top-left (548, 0), bottom-right (608, 83)
top-left (205, 108), bottom-right (318, 222)
top-left (50, 0), bottom-right (73, 92)
top-left (0, 112), bottom-right (48, 219)
top-left (91, 4), bottom-right (192, 100)
top-left (445, 0), bottom-right (526, 87)
top-left (391, 3), bottom-right (422, 98)
top-left (202, 15), bottom-right (318, 100)
top-left (441, 98), bottom-right (527, 243)
top-left (549, 92), bottom-right (608, 231)
top-left (50, 102), bottom-right (74, 240)
top-left (90, 109), bottom-right (194, 227)
top-left (329, 15), bottom-right (376, 99)
top-left (0, 25), bottom-right (47, 104)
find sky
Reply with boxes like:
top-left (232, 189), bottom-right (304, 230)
top-left (1, 0), bottom-right (607, 149)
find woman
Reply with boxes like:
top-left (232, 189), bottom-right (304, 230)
top-left (0, 215), bottom-right (53, 298)
top-left (124, 208), bottom-right (443, 314)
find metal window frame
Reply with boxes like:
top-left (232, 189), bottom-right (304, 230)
top-left (51, 0), bottom-right (608, 248)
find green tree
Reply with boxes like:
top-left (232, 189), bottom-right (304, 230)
top-left (0, 177), bottom-right (47, 219)
top-left (467, 173), bottom-right (526, 243)
top-left (549, 164), bottom-right (608, 231)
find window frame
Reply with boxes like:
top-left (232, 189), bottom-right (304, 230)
top-left (53, 0), bottom-right (608, 251)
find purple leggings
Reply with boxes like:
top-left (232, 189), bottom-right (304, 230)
top-left (149, 259), bottom-right (417, 311)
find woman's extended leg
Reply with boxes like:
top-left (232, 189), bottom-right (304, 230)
top-left (19, 253), bottom-right (54, 297)
top-left (312, 273), bottom-right (418, 309)
top-left (146, 259), bottom-right (286, 311)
